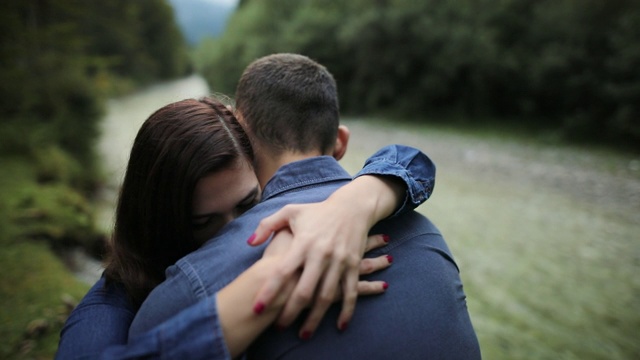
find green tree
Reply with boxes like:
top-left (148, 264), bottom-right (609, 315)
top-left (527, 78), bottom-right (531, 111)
top-left (197, 0), bottom-right (640, 149)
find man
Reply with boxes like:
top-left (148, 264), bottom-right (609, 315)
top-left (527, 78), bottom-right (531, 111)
top-left (130, 54), bottom-right (480, 359)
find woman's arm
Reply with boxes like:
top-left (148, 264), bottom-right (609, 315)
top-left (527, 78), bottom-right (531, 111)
top-left (353, 144), bottom-right (436, 216)
top-left (217, 230), bottom-right (391, 357)
top-left (247, 145), bottom-right (436, 338)
top-left (55, 276), bottom-right (229, 360)
top-left (56, 235), bottom-right (391, 360)
top-left (55, 277), bottom-right (135, 359)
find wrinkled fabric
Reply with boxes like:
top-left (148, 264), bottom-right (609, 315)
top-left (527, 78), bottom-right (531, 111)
top-left (56, 145), bottom-right (437, 360)
top-left (132, 146), bottom-right (480, 359)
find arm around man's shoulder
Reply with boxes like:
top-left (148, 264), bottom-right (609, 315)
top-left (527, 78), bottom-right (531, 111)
top-left (355, 144), bottom-right (436, 216)
top-left (56, 277), bottom-right (135, 359)
top-left (128, 261), bottom-right (201, 338)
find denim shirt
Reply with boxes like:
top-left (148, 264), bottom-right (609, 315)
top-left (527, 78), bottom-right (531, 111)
top-left (55, 145), bottom-right (436, 360)
top-left (130, 147), bottom-right (479, 359)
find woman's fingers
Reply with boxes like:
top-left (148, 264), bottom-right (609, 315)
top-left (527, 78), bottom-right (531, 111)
top-left (335, 268), bottom-right (359, 332)
top-left (248, 205), bottom-right (299, 246)
top-left (296, 262), bottom-right (345, 339)
top-left (364, 234), bottom-right (390, 252)
top-left (294, 254), bottom-right (393, 339)
top-left (356, 280), bottom-right (389, 295)
top-left (253, 230), bottom-right (300, 312)
top-left (275, 255), bottom-right (328, 328)
top-left (359, 254), bottom-right (393, 275)
top-left (293, 278), bottom-right (390, 339)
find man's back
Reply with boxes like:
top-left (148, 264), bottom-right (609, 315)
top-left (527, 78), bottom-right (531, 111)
top-left (250, 210), bottom-right (480, 359)
top-left (131, 156), bottom-right (480, 359)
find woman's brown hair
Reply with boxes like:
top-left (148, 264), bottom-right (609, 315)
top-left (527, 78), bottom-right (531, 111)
top-left (103, 97), bottom-right (253, 307)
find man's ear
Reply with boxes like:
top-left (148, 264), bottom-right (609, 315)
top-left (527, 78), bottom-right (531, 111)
top-left (234, 110), bottom-right (246, 126)
top-left (332, 125), bottom-right (350, 160)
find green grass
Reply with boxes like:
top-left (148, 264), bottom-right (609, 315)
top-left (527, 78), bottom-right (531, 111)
top-left (0, 242), bottom-right (89, 359)
top-left (0, 157), bottom-right (90, 359)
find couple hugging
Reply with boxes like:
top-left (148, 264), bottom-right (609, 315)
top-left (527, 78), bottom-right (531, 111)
top-left (56, 54), bottom-right (480, 359)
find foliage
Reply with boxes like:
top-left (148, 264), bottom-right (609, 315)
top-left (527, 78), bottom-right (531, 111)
top-left (0, 241), bottom-right (89, 359)
top-left (0, 158), bottom-right (93, 359)
top-left (0, 0), bottom-right (190, 172)
top-left (0, 2), bottom-right (189, 357)
top-left (198, 0), bottom-right (640, 150)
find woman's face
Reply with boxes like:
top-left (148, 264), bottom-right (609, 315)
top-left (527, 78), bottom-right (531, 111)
top-left (191, 158), bottom-right (260, 244)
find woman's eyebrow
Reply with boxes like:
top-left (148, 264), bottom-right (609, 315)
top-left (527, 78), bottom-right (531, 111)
top-left (191, 186), bottom-right (259, 219)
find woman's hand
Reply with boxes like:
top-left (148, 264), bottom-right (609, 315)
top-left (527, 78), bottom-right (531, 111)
top-left (248, 174), bottom-right (403, 336)
top-left (259, 228), bottom-right (393, 339)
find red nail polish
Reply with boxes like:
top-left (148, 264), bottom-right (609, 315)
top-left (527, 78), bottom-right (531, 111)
top-left (253, 302), bottom-right (265, 314)
top-left (301, 331), bottom-right (312, 340)
top-left (382, 234), bottom-right (390, 243)
top-left (246, 233), bottom-right (256, 245)
top-left (386, 255), bottom-right (393, 263)
top-left (383, 282), bottom-right (389, 290)
top-left (339, 322), bottom-right (349, 331)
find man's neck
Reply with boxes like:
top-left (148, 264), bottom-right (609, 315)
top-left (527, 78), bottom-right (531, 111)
top-left (255, 151), bottom-right (325, 189)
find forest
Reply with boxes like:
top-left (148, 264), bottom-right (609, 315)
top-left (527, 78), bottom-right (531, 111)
top-left (196, 0), bottom-right (640, 149)
top-left (0, 1), bottom-right (188, 357)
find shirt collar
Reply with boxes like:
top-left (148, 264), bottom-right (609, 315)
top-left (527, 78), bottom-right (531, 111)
top-left (261, 156), bottom-right (351, 201)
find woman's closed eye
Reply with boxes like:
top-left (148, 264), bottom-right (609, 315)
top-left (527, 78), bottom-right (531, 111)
top-left (191, 188), bottom-right (260, 231)
top-left (192, 215), bottom-right (222, 230)
top-left (235, 192), bottom-right (260, 214)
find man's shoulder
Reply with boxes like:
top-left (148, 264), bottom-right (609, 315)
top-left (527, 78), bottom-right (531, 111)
top-left (375, 210), bottom-right (442, 238)
top-left (373, 210), bottom-right (456, 264)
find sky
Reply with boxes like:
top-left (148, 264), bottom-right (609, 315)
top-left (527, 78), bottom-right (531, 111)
top-left (168, 0), bottom-right (238, 44)
top-left (195, 0), bottom-right (238, 6)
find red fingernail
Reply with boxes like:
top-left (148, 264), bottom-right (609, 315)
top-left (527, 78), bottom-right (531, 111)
top-left (253, 302), bottom-right (265, 314)
top-left (301, 331), bottom-right (312, 340)
top-left (339, 322), bottom-right (349, 331)
top-left (246, 233), bottom-right (256, 245)
top-left (386, 255), bottom-right (393, 264)
top-left (383, 282), bottom-right (389, 290)
top-left (382, 234), bottom-right (390, 243)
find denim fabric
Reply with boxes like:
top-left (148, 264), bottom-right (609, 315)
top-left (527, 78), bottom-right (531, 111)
top-left (56, 277), bottom-right (134, 359)
top-left (354, 144), bottom-right (436, 216)
top-left (250, 212), bottom-right (481, 360)
top-left (131, 148), bottom-right (480, 359)
top-left (55, 277), bottom-right (228, 360)
top-left (55, 145), bottom-right (442, 359)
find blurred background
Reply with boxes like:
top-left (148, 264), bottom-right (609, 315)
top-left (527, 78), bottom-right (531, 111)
top-left (0, 0), bottom-right (638, 359)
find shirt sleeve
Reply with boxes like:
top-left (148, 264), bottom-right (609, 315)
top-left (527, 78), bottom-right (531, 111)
top-left (99, 296), bottom-right (230, 360)
top-left (55, 276), bottom-right (231, 360)
top-left (353, 144), bottom-right (436, 216)
top-left (55, 277), bottom-right (135, 360)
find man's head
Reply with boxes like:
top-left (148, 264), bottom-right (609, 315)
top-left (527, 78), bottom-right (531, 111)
top-left (235, 54), bottom-right (344, 160)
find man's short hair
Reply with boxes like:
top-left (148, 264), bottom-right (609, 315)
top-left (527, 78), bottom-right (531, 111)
top-left (235, 53), bottom-right (339, 155)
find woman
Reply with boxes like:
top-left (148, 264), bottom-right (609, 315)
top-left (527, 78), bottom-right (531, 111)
top-left (56, 97), bottom-right (435, 359)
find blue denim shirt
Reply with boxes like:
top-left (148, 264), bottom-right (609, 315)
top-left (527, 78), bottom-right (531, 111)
top-left (130, 146), bottom-right (480, 359)
top-left (55, 145), bottom-right (436, 360)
